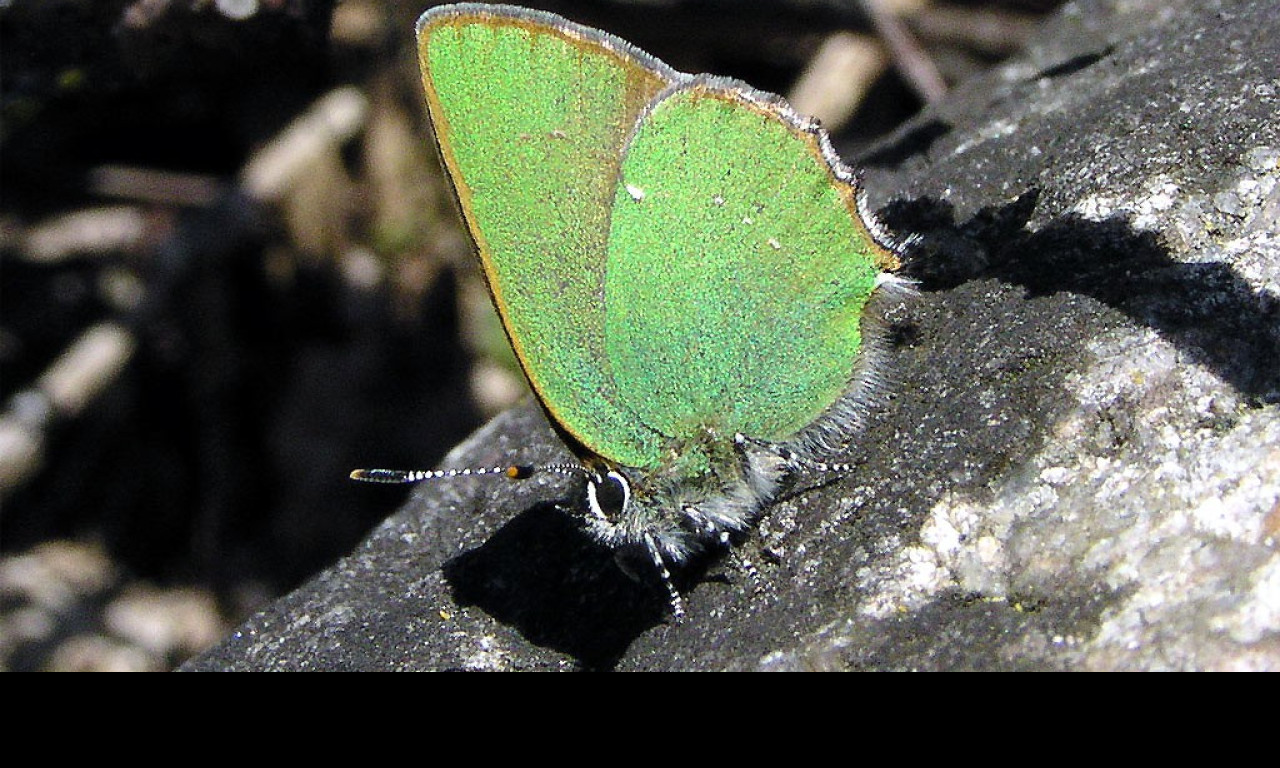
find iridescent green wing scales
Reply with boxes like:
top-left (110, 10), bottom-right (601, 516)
top-left (604, 81), bottom-right (896, 457)
top-left (417, 7), bottom-right (674, 467)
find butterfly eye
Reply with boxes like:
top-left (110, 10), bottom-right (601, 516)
top-left (586, 470), bottom-right (632, 523)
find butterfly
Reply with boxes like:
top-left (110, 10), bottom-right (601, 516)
top-left (352, 3), bottom-right (912, 618)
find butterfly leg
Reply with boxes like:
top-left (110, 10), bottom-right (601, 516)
top-left (683, 506), bottom-right (766, 596)
top-left (725, 542), bottom-right (766, 595)
top-left (643, 533), bottom-right (686, 622)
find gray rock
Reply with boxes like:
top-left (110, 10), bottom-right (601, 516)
top-left (185, 0), bottom-right (1280, 671)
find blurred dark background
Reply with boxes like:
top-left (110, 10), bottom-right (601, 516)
top-left (0, 0), bottom-right (1063, 670)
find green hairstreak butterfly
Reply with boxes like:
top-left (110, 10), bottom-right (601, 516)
top-left (352, 3), bottom-right (912, 618)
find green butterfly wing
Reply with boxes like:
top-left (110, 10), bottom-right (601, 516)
top-left (605, 80), bottom-right (898, 452)
top-left (419, 7), bottom-right (898, 475)
top-left (417, 5), bottom-right (673, 467)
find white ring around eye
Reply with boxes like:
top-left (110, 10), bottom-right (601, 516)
top-left (608, 470), bottom-right (631, 513)
top-left (586, 470), bottom-right (632, 521)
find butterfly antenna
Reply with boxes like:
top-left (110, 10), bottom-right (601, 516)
top-left (349, 463), bottom-right (590, 484)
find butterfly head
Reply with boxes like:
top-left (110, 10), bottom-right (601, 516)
top-left (576, 431), bottom-right (792, 566)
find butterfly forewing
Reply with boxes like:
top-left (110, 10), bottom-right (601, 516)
top-left (417, 5), bottom-right (676, 467)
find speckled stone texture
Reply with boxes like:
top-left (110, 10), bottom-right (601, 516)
top-left (186, 0), bottom-right (1280, 671)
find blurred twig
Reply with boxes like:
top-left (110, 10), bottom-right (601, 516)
top-left (21, 207), bottom-right (150, 265)
top-left (862, 0), bottom-right (948, 103)
top-left (240, 86), bottom-right (369, 204)
top-left (909, 4), bottom-right (1040, 56)
top-left (788, 32), bottom-right (889, 133)
top-left (1, 323), bottom-right (137, 497)
top-left (88, 167), bottom-right (224, 208)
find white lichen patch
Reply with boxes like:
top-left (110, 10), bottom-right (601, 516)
top-left (1073, 145), bottom-right (1279, 260)
top-left (1072, 174), bottom-right (1181, 231)
top-left (461, 633), bottom-right (512, 671)
top-left (951, 117), bottom-right (1020, 156)
top-left (855, 543), bottom-right (954, 620)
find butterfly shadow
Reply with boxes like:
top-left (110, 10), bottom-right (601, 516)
top-left (882, 189), bottom-right (1280, 404)
top-left (440, 498), bottom-right (685, 670)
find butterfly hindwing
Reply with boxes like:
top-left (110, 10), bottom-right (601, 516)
top-left (605, 80), bottom-right (896, 451)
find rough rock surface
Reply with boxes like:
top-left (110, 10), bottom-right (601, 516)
top-left (186, 0), bottom-right (1280, 671)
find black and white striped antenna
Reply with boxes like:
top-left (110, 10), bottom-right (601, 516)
top-left (349, 462), bottom-right (589, 484)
